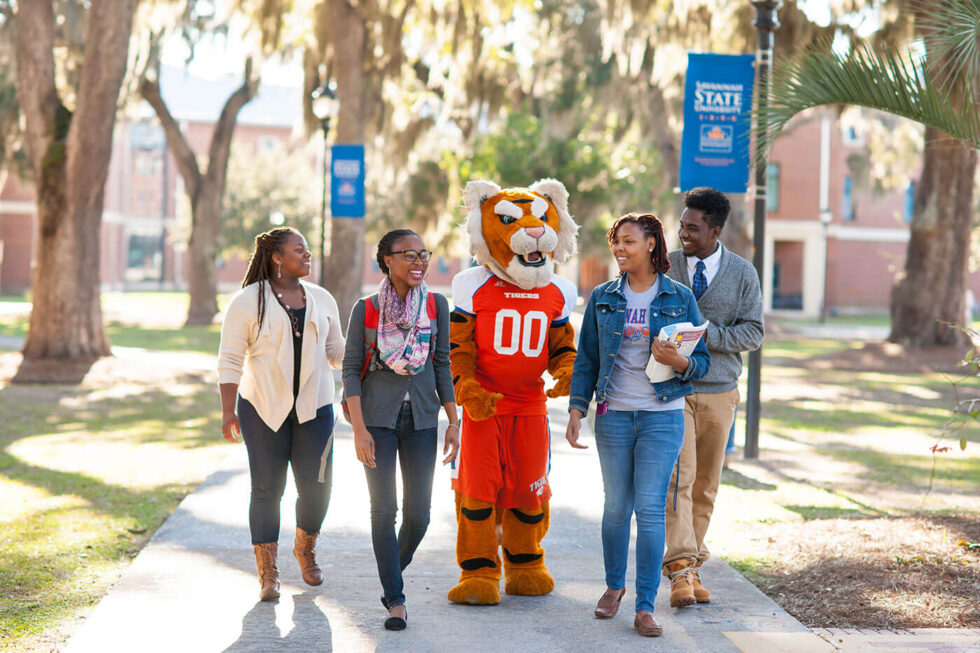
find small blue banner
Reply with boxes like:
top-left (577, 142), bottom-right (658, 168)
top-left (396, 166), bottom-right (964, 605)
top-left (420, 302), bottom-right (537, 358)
top-left (679, 53), bottom-right (755, 194)
top-left (331, 144), bottom-right (365, 218)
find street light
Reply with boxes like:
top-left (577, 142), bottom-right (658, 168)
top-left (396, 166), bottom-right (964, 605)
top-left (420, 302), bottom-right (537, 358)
top-left (745, 0), bottom-right (782, 460)
top-left (311, 81), bottom-right (340, 287)
top-left (819, 209), bottom-right (833, 322)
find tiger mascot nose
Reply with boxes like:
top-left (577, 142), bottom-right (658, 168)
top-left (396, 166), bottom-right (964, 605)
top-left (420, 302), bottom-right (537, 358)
top-left (524, 226), bottom-right (545, 239)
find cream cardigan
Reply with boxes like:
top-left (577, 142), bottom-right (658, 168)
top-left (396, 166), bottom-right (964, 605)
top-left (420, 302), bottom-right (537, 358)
top-left (218, 280), bottom-right (346, 430)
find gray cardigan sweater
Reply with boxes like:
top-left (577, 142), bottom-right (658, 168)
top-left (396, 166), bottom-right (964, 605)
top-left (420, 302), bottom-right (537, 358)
top-left (342, 292), bottom-right (454, 430)
top-left (667, 245), bottom-right (764, 393)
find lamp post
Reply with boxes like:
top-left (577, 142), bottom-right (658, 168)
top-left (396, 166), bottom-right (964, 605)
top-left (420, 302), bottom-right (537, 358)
top-left (311, 81), bottom-right (340, 287)
top-left (819, 209), bottom-right (833, 322)
top-left (818, 112), bottom-right (833, 323)
top-left (745, 0), bottom-right (781, 460)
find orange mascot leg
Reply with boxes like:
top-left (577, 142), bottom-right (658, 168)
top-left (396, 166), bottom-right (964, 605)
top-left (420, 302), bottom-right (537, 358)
top-left (447, 493), bottom-right (501, 605)
top-left (501, 502), bottom-right (554, 595)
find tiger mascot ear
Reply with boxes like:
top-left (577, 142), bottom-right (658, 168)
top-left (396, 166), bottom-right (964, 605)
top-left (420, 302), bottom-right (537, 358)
top-left (529, 178), bottom-right (577, 263)
top-left (464, 180), bottom-right (503, 261)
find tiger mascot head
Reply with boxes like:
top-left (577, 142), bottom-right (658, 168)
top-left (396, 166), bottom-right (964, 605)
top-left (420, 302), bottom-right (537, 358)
top-left (463, 178), bottom-right (578, 290)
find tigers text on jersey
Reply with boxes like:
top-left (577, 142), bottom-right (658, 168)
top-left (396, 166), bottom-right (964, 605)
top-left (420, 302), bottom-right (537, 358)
top-left (452, 266), bottom-right (577, 415)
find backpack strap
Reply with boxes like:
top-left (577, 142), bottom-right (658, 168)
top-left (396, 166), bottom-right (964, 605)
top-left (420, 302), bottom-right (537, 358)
top-left (363, 294), bottom-right (381, 329)
top-left (359, 294), bottom-right (380, 379)
top-left (426, 292), bottom-right (437, 319)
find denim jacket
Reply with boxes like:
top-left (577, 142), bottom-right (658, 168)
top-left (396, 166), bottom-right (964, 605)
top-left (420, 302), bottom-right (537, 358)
top-left (568, 273), bottom-right (710, 415)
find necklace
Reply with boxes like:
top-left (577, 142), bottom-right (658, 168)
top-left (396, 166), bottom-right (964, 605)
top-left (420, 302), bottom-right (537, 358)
top-left (272, 283), bottom-right (306, 338)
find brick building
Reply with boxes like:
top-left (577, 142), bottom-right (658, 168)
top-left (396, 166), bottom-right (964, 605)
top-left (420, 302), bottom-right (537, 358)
top-left (764, 110), bottom-right (980, 318)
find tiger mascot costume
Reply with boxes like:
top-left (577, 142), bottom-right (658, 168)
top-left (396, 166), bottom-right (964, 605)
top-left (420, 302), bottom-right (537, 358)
top-left (448, 178), bottom-right (579, 605)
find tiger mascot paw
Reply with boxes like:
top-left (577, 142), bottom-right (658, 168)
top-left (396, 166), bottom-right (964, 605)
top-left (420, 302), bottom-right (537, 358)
top-left (544, 366), bottom-right (573, 399)
top-left (448, 577), bottom-right (501, 605)
top-left (455, 377), bottom-right (502, 422)
top-left (505, 567), bottom-right (555, 596)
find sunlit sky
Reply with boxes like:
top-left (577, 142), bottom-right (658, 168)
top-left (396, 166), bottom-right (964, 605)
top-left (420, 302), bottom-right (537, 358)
top-left (165, 2), bottom-right (882, 86)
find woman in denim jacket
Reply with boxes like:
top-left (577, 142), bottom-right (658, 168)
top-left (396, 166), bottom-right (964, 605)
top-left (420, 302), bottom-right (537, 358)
top-left (565, 213), bottom-right (710, 637)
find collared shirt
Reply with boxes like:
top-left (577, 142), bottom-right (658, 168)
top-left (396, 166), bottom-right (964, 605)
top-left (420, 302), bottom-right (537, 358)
top-left (686, 242), bottom-right (724, 288)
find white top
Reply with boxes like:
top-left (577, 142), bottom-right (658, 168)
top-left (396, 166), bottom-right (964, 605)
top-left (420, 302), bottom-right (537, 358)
top-left (218, 280), bottom-right (346, 430)
top-left (606, 275), bottom-right (685, 412)
top-left (451, 265), bottom-right (577, 325)
top-left (686, 242), bottom-right (724, 287)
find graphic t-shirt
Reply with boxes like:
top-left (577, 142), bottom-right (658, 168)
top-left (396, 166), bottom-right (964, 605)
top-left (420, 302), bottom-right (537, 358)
top-left (606, 275), bottom-right (685, 412)
top-left (452, 266), bottom-right (577, 415)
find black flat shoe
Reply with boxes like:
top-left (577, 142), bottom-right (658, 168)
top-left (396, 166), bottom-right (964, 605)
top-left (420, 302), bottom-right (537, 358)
top-left (384, 606), bottom-right (407, 631)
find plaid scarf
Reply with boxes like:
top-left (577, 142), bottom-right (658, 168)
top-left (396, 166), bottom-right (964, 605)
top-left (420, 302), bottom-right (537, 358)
top-left (376, 277), bottom-right (431, 375)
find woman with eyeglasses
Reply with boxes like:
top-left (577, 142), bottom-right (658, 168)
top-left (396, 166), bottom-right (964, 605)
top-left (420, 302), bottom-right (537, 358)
top-left (342, 229), bottom-right (460, 631)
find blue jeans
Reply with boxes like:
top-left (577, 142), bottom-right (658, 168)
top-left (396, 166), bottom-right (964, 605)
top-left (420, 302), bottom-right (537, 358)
top-left (364, 402), bottom-right (437, 608)
top-left (238, 397), bottom-right (334, 544)
top-left (726, 407), bottom-right (737, 454)
top-left (594, 409), bottom-right (685, 613)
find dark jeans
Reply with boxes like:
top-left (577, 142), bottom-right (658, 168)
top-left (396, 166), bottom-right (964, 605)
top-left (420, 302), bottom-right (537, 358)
top-left (364, 402), bottom-right (437, 608)
top-left (238, 397), bottom-right (335, 545)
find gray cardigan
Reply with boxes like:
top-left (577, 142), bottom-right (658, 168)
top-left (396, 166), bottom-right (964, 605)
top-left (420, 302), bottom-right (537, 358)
top-left (667, 245), bottom-right (764, 393)
top-left (342, 292), bottom-right (454, 430)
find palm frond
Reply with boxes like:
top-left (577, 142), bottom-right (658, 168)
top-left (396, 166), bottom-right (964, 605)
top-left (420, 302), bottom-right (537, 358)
top-left (752, 40), bottom-right (980, 163)
top-left (914, 0), bottom-right (980, 96)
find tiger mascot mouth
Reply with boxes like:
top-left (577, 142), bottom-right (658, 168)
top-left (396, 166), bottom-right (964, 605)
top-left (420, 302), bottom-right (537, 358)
top-left (463, 178), bottom-right (579, 290)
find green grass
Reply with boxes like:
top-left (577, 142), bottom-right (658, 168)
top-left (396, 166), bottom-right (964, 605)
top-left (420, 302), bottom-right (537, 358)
top-left (0, 292), bottom-right (229, 354)
top-left (0, 364), bottom-right (228, 650)
top-left (718, 335), bottom-right (980, 586)
top-left (771, 313), bottom-right (980, 330)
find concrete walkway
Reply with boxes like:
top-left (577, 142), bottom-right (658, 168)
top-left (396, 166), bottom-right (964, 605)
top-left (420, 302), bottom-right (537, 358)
top-left (64, 400), bottom-right (813, 652)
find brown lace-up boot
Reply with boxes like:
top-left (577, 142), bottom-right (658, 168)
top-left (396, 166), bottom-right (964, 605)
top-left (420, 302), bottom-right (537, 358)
top-left (692, 562), bottom-right (711, 603)
top-left (253, 542), bottom-right (280, 601)
top-left (665, 560), bottom-right (696, 608)
top-left (293, 527), bottom-right (324, 586)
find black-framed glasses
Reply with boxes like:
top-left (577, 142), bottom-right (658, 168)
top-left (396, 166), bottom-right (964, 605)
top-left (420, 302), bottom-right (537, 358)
top-left (389, 249), bottom-right (432, 263)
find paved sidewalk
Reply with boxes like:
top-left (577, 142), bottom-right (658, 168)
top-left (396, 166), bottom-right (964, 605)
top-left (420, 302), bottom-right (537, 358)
top-left (64, 400), bottom-right (810, 652)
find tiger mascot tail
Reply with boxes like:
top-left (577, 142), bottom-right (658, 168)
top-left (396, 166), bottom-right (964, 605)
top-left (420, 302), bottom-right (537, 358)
top-left (447, 178), bottom-right (579, 605)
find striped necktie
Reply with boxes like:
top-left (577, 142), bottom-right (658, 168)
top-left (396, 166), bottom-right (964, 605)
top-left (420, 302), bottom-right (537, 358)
top-left (693, 260), bottom-right (707, 300)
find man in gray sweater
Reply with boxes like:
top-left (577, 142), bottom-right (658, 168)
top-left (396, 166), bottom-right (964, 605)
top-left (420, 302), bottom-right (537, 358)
top-left (662, 187), bottom-right (764, 607)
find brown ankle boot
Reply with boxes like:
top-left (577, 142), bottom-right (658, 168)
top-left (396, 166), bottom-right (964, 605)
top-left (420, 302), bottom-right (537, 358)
top-left (253, 542), bottom-right (280, 601)
top-left (692, 562), bottom-right (710, 603)
top-left (665, 560), bottom-right (696, 608)
top-left (293, 527), bottom-right (323, 586)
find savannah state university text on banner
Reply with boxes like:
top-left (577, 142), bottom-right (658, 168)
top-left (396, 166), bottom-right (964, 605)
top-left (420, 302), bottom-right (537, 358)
top-left (331, 144), bottom-right (366, 218)
top-left (679, 53), bottom-right (755, 194)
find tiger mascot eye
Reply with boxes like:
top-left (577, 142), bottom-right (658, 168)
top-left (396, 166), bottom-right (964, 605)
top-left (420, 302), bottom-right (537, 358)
top-left (448, 178), bottom-right (579, 605)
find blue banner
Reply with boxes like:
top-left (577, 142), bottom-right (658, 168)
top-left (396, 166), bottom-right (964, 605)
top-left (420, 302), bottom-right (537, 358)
top-left (679, 53), bottom-right (755, 194)
top-left (331, 144), bottom-right (365, 218)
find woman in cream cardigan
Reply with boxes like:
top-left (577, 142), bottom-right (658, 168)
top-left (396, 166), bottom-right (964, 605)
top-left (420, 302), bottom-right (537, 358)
top-left (218, 227), bottom-right (346, 601)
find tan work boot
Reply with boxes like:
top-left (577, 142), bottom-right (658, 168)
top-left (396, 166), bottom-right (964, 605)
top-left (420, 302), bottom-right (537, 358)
top-left (692, 562), bottom-right (710, 603)
top-left (293, 527), bottom-right (324, 586)
top-left (253, 542), bottom-right (280, 601)
top-left (665, 560), bottom-right (696, 608)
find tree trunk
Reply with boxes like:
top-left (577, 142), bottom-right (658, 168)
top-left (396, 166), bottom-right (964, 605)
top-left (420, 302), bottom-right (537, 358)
top-left (13, 0), bottom-right (135, 378)
top-left (185, 186), bottom-right (222, 324)
top-left (323, 0), bottom-right (367, 323)
top-left (141, 62), bottom-right (255, 326)
top-left (888, 128), bottom-right (975, 348)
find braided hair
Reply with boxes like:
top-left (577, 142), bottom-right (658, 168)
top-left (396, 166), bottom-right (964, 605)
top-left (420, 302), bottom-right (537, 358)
top-left (607, 213), bottom-right (671, 274)
top-left (376, 229), bottom-right (419, 275)
top-left (242, 226), bottom-right (300, 333)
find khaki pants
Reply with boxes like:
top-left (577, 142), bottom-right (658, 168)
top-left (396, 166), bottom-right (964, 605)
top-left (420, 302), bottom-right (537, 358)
top-left (663, 389), bottom-right (739, 570)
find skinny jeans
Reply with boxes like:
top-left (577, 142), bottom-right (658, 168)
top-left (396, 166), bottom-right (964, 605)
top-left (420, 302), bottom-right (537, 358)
top-left (594, 408), bottom-right (685, 614)
top-left (364, 402), bottom-right (437, 609)
top-left (238, 396), bottom-right (334, 544)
